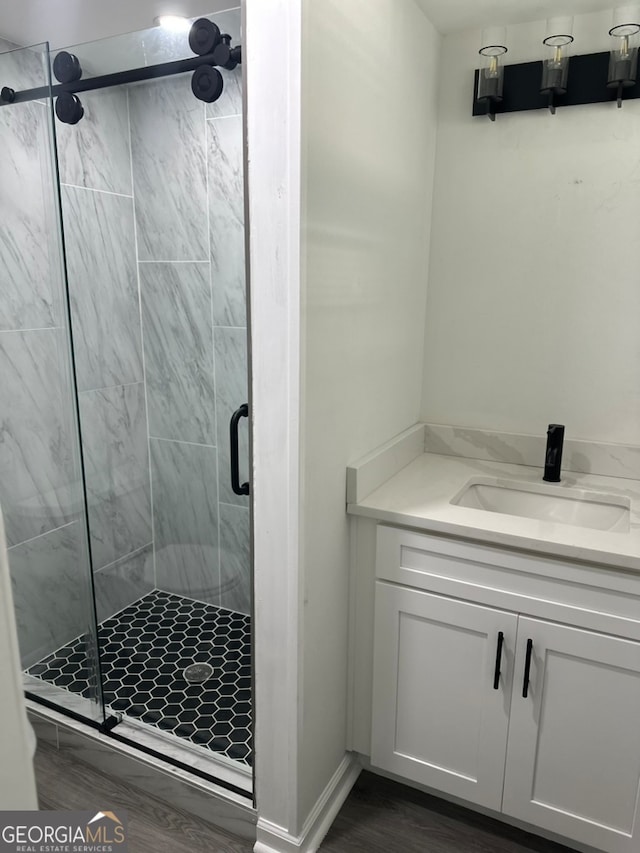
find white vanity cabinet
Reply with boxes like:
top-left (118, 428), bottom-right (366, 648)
top-left (504, 617), bottom-right (640, 852)
top-left (372, 584), bottom-right (517, 811)
top-left (370, 525), bottom-right (640, 853)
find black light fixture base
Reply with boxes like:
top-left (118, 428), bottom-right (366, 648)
top-left (476, 95), bottom-right (502, 120)
top-left (473, 50), bottom-right (639, 117)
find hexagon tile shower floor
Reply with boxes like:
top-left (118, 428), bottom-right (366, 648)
top-left (28, 590), bottom-right (252, 765)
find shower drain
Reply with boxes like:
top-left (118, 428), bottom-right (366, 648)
top-left (183, 663), bottom-right (214, 683)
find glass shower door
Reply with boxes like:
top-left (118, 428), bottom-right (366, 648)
top-left (1, 14), bottom-right (253, 785)
top-left (0, 41), bottom-right (106, 728)
top-left (44, 12), bottom-right (252, 781)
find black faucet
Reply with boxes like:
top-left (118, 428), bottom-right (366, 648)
top-left (543, 424), bottom-right (565, 482)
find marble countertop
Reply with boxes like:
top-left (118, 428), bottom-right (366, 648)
top-left (347, 453), bottom-right (640, 572)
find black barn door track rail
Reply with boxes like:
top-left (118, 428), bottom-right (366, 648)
top-left (1, 18), bottom-right (242, 120)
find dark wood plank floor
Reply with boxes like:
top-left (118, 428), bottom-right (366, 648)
top-left (35, 745), bottom-right (575, 853)
top-left (34, 743), bottom-right (252, 853)
top-left (321, 772), bottom-right (575, 853)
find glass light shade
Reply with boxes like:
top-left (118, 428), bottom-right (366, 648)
top-left (608, 45), bottom-right (639, 86)
top-left (541, 57), bottom-right (570, 95)
top-left (479, 26), bottom-right (507, 57)
top-left (608, 6), bottom-right (640, 89)
top-left (541, 17), bottom-right (573, 96)
top-left (543, 16), bottom-right (574, 47)
top-left (610, 5), bottom-right (640, 37)
top-left (477, 64), bottom-right (505, 101)
top-left (477, 26), bottom-right (507, 103)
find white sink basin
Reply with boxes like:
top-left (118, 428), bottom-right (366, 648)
top-left (451, 477), bottom-right (630, 533)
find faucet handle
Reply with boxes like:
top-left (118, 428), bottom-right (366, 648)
top-left (547, 423), bottom-right (565, 436)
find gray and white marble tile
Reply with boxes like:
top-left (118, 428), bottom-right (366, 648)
top-left (151, 438), bottom-right (219, 604)
top-left (214, 327), bottom-right (249, 507)
top-left (8, 521), bottom-right (93, 668)
top-left (211, 8), bottom-right (242, 46)
top-left (93, 544), bottom-right (154, 623)
top-left (130, 75), bottom-right (208, 261)
top-left (79, 383), bottom-right (152, 571)
top-left (0, 100), bottom-right (62, 330)
top-left (0, 329), bottom-right (78, 546)
top-left (219, 503), bottom-right (250, 615)
top-left (57, 88), bottom-right (132, 195)
top-left (208, 115), bottom-right (246, 327)
top-left (205, 9), bottom-right (242, 119)
top-left (140, 262), bottom-right (216, 445)
top-left (0, 39), bottom-right (48, 90)
top-left (208, 66), bottom-right (242, 120)
top-left (62, 186), bottom-right (143, 390)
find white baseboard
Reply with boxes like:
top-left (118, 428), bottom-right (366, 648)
top-left (254, 753), bottom-right (361, 853)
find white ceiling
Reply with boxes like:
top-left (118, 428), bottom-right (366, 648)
top-left (414, 0), bottom-right (616, 34)
top-left (0, 0), bottom-right (236, 49)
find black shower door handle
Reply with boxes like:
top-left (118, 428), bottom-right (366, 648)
top-left (230, 403), bottom-right (250, 496)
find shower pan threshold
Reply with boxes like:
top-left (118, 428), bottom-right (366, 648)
top-left (26, 589), bottom-right (252, 793)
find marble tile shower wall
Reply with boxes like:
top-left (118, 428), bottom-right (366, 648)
top-left (0, 9), bottom-right (249, 678)
top-left (0, 41), bottom-right (92, 666)
top-left (56, 87), bottom-right (154, 624)
top-left (57, 37), bottom-right (249, 619)
top-left (128, 10), bottom-right (250, 614)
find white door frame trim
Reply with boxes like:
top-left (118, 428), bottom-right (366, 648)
top-left (245, 0), bottom-right (304, 839)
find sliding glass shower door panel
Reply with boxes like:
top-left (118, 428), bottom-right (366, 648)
top-left (0, 41), bottom-right (106, 727)
top-left (49, 14), bottom-right (253, 776)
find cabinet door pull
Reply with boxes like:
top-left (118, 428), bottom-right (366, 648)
top-left (522, 638), bottom-right (534, 698)
top-left (493, 631), bottom-right (504, 690)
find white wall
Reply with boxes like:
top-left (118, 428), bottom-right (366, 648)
top-left (299, 0), bottom-right (440, 827)
top-left (421, 10), bottom-right (640, 445)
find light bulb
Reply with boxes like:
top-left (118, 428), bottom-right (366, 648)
top-left (486, 55), bottom-right (499, 79)
top-left (551, 45), bottom-right (564, 68)
top-left (620, 34), bottom-right (631, 58)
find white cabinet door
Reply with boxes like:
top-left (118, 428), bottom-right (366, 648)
top-left (371, 582), bottom-right (517, 810)
top-left (503, 617), bottom-right (640, 853)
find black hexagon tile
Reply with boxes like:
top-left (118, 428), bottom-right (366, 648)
top-left (28, 590), bottom-right (252, 766)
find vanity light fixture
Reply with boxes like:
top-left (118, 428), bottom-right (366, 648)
top-left (154, 14), bottom-right (191, 33)
top-left (607, 5), bottom-right (640, 107)
top-left (476, 27), bottom-right (508, 121)
top-left (473, 9), bottom-right (640, 118)
top-left (540, 16), bottom-right (574, 115)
